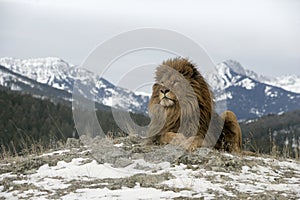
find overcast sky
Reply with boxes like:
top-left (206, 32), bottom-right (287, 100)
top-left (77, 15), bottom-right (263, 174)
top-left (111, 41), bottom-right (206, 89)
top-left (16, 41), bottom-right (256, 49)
top-left (1, 0), bottom-right (300, 84)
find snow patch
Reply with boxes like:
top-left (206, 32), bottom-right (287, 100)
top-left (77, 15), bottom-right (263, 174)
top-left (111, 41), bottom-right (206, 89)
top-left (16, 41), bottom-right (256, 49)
top-left (61, 187), bottom-right (183, 200)
top-left (215, 92), bottom-right (233, 101)
top-left (265, 86), bottom-right (278, 98)
top-left (236, 78), bottom-right (256, 90)
top-left (33, 158), bottom-right (142, 180)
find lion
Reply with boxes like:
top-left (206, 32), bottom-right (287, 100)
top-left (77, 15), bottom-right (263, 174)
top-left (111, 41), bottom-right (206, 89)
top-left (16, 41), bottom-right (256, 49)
top-left (146, 58), bottom-right (242, 153)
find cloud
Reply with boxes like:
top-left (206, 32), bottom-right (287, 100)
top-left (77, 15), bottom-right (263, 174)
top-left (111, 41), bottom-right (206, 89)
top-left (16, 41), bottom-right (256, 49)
top-left (0, 0), bottom-right (299, 77)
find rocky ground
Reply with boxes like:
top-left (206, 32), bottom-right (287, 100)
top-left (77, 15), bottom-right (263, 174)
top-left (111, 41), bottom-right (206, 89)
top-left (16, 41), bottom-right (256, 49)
top-left (0, 136), bottom-right (299, 199)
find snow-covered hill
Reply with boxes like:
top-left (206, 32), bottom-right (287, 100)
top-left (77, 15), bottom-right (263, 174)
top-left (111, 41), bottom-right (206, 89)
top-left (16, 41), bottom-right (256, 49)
top-left (0, 137), bottom-right (299, 199)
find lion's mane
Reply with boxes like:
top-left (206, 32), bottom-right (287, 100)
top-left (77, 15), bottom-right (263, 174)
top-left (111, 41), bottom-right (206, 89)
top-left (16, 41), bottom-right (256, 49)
top-left (147, 58), bottom-right (213, 142)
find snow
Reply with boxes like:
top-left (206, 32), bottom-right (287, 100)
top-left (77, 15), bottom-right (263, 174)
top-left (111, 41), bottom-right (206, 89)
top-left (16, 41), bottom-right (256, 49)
top-left (61, 187), bottom-right (182, 200)
top-left (219, 60), bottom-right (300, 94)
top-left (163, 165), bottom-right (235, 198)
top-left (0, 57), bottom-right (74, 86)
top-left (134, 91), bottom-right (151, 97)
top-left (41, 149), bottom-right (71, 157)
top-left (236, 78), bottom-right (256, 90)
top-left (250, 108), bottom-right (264, 117)
top-left (215, 92), bottom-right (233, 101)
top-left (33, 158), bottom-right (143, 180)
top-left (0, 173), bottom-right (16, 181)
top-left (0, 57), bottom-right (75, 93)
top-left (265, 86), bottom-right (278, 97)
top-left (102, 96), bottom-right (113, 107)
top-left (114, 142), bottom-right (124, 147)
top-left (214, 62), bottom-right (232, 88)
top-left (1, 148), bottom-right (300, 200)
top-left (223, 60), bottom-right (246, 75)
top-left (208, 60), bottom-right (300, 95)
top-left (265, 75), bottom-right (300, 94)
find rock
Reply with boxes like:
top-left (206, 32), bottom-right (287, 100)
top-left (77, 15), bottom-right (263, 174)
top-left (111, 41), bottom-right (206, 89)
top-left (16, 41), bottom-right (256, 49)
top-left (114, 157), bottom-right (133, 168)
top-left (65, 138), bottom-right (81, 148)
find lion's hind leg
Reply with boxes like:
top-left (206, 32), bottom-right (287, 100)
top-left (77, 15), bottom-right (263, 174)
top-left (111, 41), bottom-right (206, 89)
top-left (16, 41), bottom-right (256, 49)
top-left (218, 110), bottom-right (242, 153)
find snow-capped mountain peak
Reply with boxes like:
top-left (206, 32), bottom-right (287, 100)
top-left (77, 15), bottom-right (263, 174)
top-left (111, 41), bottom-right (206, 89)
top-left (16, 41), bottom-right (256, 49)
top-left (0, 57), bottom-right (74, 70)
top-left (0, 57), bottom-right (75, 90)
top-left (201, 60), bottom-right (300, 120)
top-left (216, 59), bottom-right (300, 94)
top-left (223, 60), bottom-right (246, 75)
top-left (0, 57), bottom-right (149, 113)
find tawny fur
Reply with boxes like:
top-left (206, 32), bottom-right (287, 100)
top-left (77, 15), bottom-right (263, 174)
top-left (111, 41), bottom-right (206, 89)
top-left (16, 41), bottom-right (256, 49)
top-left (146, 58), bottom-right (242, 153)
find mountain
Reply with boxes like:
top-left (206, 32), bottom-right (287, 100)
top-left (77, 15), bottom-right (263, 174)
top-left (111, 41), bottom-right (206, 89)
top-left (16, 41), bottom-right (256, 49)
top-left (219, 60), bottom-right (300, 94)
top-left (0, 57), bottom-right (299, 120)
top-left (264, 75), bottom-right (300, 94)
top-left (0, 57), bottom-right (149, 114)
top-left (0, 64), bottom-right (73, 104)
top-left (205, 60), bottom-right (300, 120)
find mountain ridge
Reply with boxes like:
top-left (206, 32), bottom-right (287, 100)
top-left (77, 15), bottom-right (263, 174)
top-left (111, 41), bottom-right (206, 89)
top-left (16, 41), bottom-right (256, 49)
top-left (205, 62), bottom-right (300, 120)
top-left (219, 59), bottom-right (300, 93)
top-left (0, 57), bottom-right (299, 120)
top-left (0, 57), bottom-right (149, 114)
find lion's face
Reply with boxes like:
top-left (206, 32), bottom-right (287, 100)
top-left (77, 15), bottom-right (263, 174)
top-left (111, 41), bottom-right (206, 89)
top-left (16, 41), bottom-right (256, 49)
top-left (151, 62), bottom-right (193, 109)
top-left (154, 84), bottom-right (177, 107)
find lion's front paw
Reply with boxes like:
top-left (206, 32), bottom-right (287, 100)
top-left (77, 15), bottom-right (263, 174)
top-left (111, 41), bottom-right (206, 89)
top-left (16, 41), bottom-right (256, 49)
top-left (169, 133), bottom-right (186, 146)
top-left (182, 136), bottom-right (203, 152)
top-left (159, 132), bottom-right (186, 145)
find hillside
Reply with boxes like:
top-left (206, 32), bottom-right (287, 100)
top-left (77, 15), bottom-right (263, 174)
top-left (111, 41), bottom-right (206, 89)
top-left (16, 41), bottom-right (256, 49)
top-left (0, 136), bottom-right (299, 199)
top-left (0, 88), bottom-right (149, 155)
top-left (241, 110), bottom-right (300, 155)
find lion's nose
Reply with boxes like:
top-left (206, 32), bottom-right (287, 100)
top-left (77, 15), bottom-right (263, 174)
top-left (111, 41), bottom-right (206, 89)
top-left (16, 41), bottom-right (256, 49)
top-left (160, 89), bottom-right (170, 94)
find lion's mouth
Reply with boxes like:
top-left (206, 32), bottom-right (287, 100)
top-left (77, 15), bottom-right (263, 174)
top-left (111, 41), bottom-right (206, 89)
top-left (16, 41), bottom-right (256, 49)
top-left (162, 96), bottom-right (172, 100)
top-left (160, 96), bottom-right (175, 107)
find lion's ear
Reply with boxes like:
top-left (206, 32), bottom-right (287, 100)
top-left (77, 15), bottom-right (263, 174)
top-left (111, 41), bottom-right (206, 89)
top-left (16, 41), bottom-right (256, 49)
top-left (152, 83), bottom-right (161, 94)
top-left (152, 83), bottom-right (159, 90)
top-left (180, 66), bottom-right (194, 78)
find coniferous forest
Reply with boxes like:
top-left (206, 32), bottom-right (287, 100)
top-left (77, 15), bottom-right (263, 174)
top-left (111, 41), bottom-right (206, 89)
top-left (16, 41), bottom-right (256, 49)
top-left (241, 110), bottom-right (300, 156)
top-left (0, 88), bottom-right (75, 155)
top-left (0, 88), bottom-right (149, 155)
